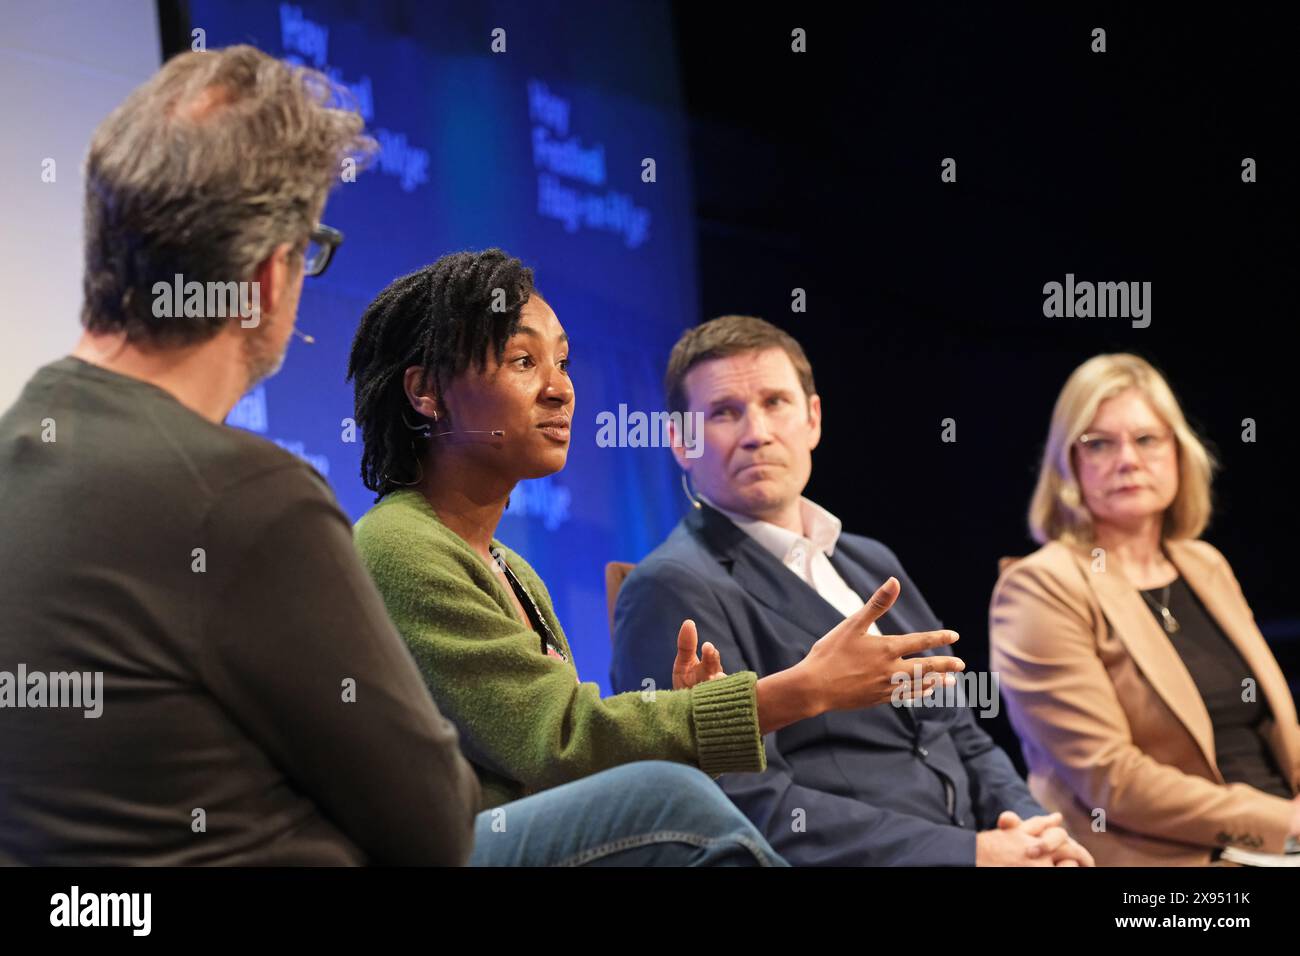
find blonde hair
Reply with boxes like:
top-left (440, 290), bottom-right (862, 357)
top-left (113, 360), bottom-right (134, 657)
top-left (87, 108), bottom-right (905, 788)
top-left (1028, 354), bottom-right (1216, 546)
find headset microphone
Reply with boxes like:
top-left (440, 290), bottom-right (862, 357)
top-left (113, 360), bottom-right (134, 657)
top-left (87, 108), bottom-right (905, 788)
top-left (431, 428), bottom-right (506, 441)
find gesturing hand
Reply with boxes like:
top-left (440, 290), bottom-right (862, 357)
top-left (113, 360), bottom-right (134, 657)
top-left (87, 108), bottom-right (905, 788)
top-left (672, 619), bottom-right (726, 690)
top-left (800, 576), bottom-right (965, 712)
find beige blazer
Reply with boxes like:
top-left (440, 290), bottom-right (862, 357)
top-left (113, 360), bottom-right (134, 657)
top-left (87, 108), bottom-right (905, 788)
top-left (990, 538), bottom-right (1300, 866)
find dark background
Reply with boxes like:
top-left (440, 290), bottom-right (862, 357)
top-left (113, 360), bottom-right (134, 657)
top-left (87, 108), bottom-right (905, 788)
top-left (671, 2), bottom-right (1298, 767)
top-left (154, 0), bottom-right (1299, 768)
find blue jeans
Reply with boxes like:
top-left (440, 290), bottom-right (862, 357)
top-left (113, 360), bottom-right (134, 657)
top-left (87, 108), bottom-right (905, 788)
top-left (468, 761), bottom-right (788, 866)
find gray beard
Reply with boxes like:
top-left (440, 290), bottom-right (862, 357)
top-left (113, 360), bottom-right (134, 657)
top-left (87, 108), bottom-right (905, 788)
top-left (240, 321), bottom-right (286, 391)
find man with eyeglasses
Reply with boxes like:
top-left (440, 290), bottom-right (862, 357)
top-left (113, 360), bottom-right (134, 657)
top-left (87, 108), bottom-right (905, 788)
top-left (0, 46), bottom-right (482, 864)
top-left (1, 45), bottom-right (788, 869)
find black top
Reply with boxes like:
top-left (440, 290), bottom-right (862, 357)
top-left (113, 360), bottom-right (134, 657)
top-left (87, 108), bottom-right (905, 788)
top-left (0, 358), bottom-right (480, 864)
top-left (1139, 576), bottom-right (1291, 798)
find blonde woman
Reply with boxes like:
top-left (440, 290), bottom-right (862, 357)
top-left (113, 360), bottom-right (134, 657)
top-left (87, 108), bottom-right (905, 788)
top-left (990, 354), bottom-right (1300, 865)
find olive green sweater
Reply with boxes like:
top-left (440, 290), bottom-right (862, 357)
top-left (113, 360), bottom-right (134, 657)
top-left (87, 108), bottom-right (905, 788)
top-left (354, 489), bottom-right (766, 809)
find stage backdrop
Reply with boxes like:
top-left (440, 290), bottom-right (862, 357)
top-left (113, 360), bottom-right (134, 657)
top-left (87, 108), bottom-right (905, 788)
top-left (186, 0), bottom-right (699, 691)
top-left (0, 0), bottom-right (161, 412)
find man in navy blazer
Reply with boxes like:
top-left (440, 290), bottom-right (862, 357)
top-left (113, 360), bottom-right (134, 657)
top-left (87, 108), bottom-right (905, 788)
top-left (611, 315), bottom-right (1094, 866)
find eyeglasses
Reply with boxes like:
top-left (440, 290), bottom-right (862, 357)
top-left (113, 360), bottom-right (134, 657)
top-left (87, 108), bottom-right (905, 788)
top-left (303, 223), bottom-right (344, 277)
top-left (1076, 428), bottom-right (1174, 464)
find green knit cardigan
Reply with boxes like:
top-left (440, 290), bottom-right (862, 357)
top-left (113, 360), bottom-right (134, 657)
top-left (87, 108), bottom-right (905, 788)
top-left (354, 489), bottom-right (766, 809)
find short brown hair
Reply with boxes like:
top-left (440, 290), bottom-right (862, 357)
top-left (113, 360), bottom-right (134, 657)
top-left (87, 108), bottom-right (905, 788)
top-left (665, 315), bottom-right (816, 415)
top-left (81, 45), bottom-right (375, 345)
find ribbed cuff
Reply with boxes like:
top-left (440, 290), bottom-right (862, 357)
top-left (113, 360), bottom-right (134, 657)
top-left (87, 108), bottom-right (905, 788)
top-left (691, 671), bottom-right (765, 775)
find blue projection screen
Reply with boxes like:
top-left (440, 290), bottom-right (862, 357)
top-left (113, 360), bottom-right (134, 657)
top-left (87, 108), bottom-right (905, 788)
top-left (189, 0), bottom-right (699, 691)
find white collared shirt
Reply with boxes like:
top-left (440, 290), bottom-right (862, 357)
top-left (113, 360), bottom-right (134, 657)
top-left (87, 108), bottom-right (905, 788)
top-left (702, 495), bottom-right (881, 634)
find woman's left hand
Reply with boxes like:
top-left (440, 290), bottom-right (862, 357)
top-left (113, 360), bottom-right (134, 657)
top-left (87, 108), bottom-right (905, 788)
top-left (672, 619), bottom-right (727, 689)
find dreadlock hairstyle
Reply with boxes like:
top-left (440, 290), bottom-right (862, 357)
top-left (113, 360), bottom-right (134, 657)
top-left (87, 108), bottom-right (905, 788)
top-left (347, 248), bottom-right (537, 499)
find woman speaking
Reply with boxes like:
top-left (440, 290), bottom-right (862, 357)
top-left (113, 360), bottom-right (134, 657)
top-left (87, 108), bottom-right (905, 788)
top-left (344, 248), bottom-right (963, 861)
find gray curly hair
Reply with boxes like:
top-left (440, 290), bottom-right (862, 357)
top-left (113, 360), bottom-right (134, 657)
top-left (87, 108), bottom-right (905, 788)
top-left (81, 44), bottom-right (376, 345)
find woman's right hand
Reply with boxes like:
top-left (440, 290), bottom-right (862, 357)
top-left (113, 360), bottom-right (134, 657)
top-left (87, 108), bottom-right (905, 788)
top-left (756, 577), bottom-right (965, 734)
top-left (800, 576), bottom-right (964, 712)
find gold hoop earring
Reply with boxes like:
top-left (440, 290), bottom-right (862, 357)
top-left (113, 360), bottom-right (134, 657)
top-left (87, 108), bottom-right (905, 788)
top-left (386, 449), bottom-right (424, 488)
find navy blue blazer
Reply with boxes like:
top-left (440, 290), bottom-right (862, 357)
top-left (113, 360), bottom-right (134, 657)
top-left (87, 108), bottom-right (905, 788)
top-left (611, 502), bottom-right (1044, 866)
